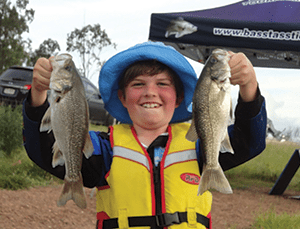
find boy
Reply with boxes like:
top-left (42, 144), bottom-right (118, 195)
top-left (23, 42), bottom-right (267, 229)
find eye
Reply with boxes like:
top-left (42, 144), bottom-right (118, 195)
top-left (158, 82), bottom-right (168, 86)
top-left (133, 83), bottom-right (143, 86)
top-left (210, 57), bottom-right (218, 64)
top-left (130, 81), bottom-right (144, 87)
top-left (65, 66), bottom-right (72, 71)
top-left (157, 79), bottom-right (172, 86)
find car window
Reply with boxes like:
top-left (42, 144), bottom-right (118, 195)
top-left (82, 79), bottom-right (101, 100)
top-left (0, 69), bottom-right (33, 83)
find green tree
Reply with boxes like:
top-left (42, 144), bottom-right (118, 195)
top-left (27, 38), bottom-right (61, 66)
top-left (0, 105), bottom-right (23, 157)
top-left (66, 24), bottom-right (116, 78)
top-left (0, 0), bottom-right (34, 73)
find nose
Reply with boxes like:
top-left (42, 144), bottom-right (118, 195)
top-left (143, 82), bottom-right (158, 97)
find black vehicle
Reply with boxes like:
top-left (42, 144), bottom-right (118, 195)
top-left (81, 77), bottom-right (115, 126)
top-left (0, 66), bottom-right (33, 106)
top-left (0, 66), bottom-right (115, 126)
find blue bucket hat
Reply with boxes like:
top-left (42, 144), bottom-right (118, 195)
top-left (99, 41), bottom-right (197, 124)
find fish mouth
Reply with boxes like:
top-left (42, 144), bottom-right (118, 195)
top-left (213, 49), bottom-right (228, 56)
top-left (212, 49), bottom-right (230, 62)
top-left (50, 84), bottom-right (73, 95)
top-left (53, 54), bottom-right (73, 66)
top-left (211, 69), bottom-right (230, 82)
top-left (140, 102), bottom-right (162, 109)
top-left (212, 77), bottom-right (229, 84)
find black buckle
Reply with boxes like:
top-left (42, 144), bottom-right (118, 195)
top-left (155, 212), bottom-right (180, 227)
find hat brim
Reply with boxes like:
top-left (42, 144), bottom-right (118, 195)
top-left (99, 41), bottom-right (197, 124)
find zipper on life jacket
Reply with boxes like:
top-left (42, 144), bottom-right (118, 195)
top-left (153, 163), bottom-right (162, 216)
top-left (146, 135), bottom-right (168, 225)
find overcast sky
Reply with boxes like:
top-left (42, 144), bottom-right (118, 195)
top-left (23, 0), bottom-right (300, 133)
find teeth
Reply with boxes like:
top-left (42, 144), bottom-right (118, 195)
top-left (142, 103), bottom-right (159, 108)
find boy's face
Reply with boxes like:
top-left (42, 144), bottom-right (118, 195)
top-left (118, 72), bottom-right (181, 130)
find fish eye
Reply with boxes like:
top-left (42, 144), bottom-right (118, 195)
top-left (65, 66), bottom-right (72, 71)
top-left (210, 57), bottom-right (218, 64)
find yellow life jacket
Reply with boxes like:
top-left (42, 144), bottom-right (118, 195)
top-left (96, 123), bottom-right (212, 229)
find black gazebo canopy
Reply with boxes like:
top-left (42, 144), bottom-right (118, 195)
top-left (149, 0), bottom-right (300, 69)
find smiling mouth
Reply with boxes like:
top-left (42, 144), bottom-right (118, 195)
top-left (141, 103), bottom-right (161, 108)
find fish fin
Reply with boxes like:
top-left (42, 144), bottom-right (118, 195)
top-left (52, 141), bottom-right (65, 167)
top-left (57, 174), bottom-right (87, 209)
top-left (220, 133), bottom-right (234, 154)
top-left (227, 99), bottom-right (234, 125)
top-left (89, 187), bottom-right (97, 199)
top-left (40, 108), bottom-right (52, 132)
top-left (198, 164), bottom-right (233, 195)
top-left (83, 133), bottom-right (94, 159)
top-left (230, 99), bottom-right (233, 120)
top-left (175, 33), bottom-right (183, 38)
top-left (186, 119), bottom-right (198, 142)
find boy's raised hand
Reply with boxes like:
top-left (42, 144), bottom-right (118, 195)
top-left (31, 57), bottom-right (53, 107)
top-left (228, 51), bottom-right (258, 102)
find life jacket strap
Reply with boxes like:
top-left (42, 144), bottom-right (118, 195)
top-left (101, 211), bottom-right (210, 228)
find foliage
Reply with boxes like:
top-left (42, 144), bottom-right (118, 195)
top-left (0, 148), bottom-right (60, 190)
top-left (0, 105), bottom-right (23, 157)
top-left (283, 126), bottom-right (300, 143)
top-left (66, 24), bottom-right (116, 78)
top-left (0, 0), bottom-right (34, 73)
top-left (26, 38), bottom-right (61, 66)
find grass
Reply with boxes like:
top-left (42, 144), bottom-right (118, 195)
top-left (249, 209), bottom-right (300, 229)
top-left (89, 123), bottom-right (108, 132)
top-left (225, 140), bottom-right (300, 191)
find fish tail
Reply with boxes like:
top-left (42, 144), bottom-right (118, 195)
top-left (57, 174), bottom-right (87, 209)
top-left (198, 165), bottom-right (233, 195)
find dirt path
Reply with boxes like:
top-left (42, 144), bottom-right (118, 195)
top-left (1, 185), bottom-right (299, 229)
top-left (212, 187), bottom-right (300, 228)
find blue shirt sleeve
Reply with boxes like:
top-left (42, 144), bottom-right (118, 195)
top-left (81, 131), bottom-right (113, 188)
top-left (89, 131), bottom-right (113, 169)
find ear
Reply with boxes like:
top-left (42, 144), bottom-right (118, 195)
top-left (176, 92), bottom-right (184, 108)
